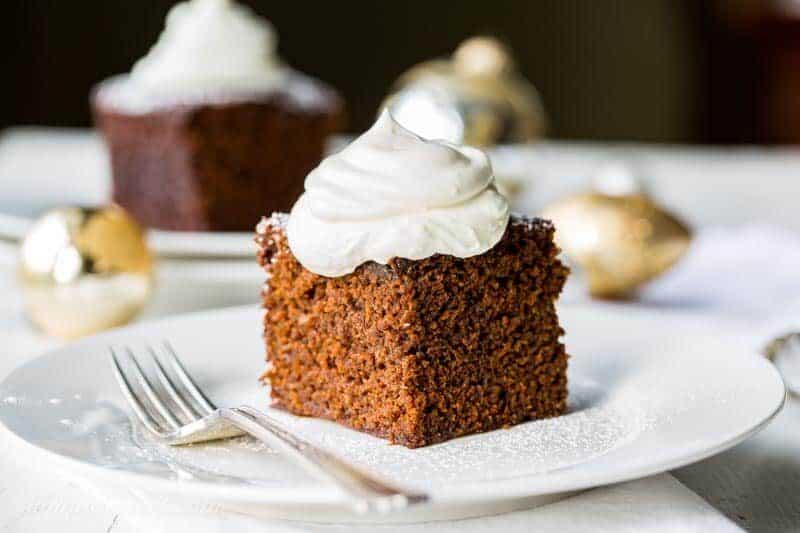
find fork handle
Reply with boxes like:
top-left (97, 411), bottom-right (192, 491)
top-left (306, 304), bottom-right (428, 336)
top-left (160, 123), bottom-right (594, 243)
top-left (219, 406), bottom-right (428, 513)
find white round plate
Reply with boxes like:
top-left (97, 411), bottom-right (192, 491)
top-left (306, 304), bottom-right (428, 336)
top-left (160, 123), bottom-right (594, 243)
top-left (0, 304), bottom-right (785, 522)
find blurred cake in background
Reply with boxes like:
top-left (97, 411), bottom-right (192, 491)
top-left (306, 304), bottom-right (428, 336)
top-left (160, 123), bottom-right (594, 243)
top-left (92, 0), bottom-right (342, 231)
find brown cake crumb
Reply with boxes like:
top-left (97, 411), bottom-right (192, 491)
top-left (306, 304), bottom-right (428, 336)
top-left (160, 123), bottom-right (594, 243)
top-left (256, 213), bottom-right (569, 448)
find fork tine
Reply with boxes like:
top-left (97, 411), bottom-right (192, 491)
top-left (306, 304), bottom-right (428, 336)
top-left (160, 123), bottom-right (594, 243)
top-left (147, 345), bottom-right (202, 422)
top-left (109, 348), bottom-right (167, 436)
top-left (123, 347), bottom-right (181, 430)
top-left (161, 340), bottom-right (216, 414)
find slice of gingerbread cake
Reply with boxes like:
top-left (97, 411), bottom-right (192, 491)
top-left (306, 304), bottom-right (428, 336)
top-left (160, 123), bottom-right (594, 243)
top-left (256, 112), bottom-right (568, 448)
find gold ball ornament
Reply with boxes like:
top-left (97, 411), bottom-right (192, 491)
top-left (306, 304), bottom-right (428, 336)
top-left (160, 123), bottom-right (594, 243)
top-left (18, 205), bottom-right (153, 339)
top-left (542, 193), bottom-right (691, 299)
top-left (381, 36), bottom-right (546, 146)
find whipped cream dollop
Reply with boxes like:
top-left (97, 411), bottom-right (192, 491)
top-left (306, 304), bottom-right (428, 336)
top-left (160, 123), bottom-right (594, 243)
top-left (287, 111), bottom-right (510, 277)
top-left (129, 0), bottom-right (285, 97)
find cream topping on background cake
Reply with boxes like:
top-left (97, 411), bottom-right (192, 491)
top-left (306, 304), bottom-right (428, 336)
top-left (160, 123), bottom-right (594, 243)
top-left (128, 0), bottom-right (285, 99)
top-left (287, 111), bottom-right (510, 277)
top-left (94, 0), bottom-right (298, 112)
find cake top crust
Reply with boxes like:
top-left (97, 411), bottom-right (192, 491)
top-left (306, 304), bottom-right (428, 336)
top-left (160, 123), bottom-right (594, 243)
top-left (257, 212), bottom-right (552, 237)
top-left (257, 211), bottom-right (556, 278)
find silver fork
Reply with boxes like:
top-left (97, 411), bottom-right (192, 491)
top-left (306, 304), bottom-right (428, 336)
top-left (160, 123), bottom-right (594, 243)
top-left (109, 341), bottom-right (428, 513)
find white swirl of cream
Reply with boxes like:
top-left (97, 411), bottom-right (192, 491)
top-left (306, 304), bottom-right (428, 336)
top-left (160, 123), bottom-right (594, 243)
top-left (129, 0), bottom-right (285, 96)
top-left (287, 111), bottom-right (510, 277)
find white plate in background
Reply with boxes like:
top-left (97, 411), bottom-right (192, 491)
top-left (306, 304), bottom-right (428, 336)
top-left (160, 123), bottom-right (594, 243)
top-left (0, 210), bottom-right (255, 258)
top-left (0, 129), bottom-right (257, 258)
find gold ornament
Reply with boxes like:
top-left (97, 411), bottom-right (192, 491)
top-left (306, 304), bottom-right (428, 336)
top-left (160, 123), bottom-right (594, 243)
top-left (542, 193), bottom-right (691, 299)
top-left (381, 36), bottom-right (546, 146)
top-left (18, 205), bottom-right (153, 339)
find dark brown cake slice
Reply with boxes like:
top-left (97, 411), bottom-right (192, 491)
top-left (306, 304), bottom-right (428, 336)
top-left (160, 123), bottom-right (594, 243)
top-left (92, 74), bottom-right (342, 232)
top-left (256, 213), bottom-right (569, 448)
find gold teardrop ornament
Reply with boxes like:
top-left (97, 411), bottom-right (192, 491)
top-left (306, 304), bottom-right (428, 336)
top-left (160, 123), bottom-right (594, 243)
top-left (542, 193), bottom-right (691, 299)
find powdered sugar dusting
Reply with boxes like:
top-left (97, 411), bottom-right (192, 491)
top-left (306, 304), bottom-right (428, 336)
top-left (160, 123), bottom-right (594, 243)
top-left (121, 379), bottom-right (641, 491)
top-left (269, 380), bottom-right (641, 489)
top-left (257, 212), bottom-right (289, 234)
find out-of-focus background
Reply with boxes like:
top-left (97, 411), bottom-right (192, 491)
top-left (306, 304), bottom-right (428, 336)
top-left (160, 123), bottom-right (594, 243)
top-left (4, 2), bottom-right (800, 532)
top-left (4, 0), bottom-right (800, 143)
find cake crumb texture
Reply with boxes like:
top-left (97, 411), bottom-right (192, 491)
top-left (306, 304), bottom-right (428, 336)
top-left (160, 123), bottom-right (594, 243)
top-left (257, 213), bottom-right (569, 448)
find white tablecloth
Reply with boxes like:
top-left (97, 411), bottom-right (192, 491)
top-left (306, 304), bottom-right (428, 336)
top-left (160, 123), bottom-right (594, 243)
top-left (4, 129), bottom-right (800, 531)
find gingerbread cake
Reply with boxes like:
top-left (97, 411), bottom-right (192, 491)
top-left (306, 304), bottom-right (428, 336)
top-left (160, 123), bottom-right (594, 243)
top-left (257, 213), bottom-right (568, 447)
top-left (256, 111), bottom-right (568, 448)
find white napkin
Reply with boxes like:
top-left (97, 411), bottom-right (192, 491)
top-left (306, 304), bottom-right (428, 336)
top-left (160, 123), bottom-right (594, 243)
top-left (642, 223), bottom-right (800, 321)
top-left (103, 474), bottom-right (738, 533)
top-left (4, 426), bottom-right (740, 532)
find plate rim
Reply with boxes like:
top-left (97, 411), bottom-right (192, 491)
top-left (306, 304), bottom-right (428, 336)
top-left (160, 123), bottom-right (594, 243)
top-left (0, 304), bottom-right (787, 507)
top-left (0, 211), bottom-right (255, 259)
